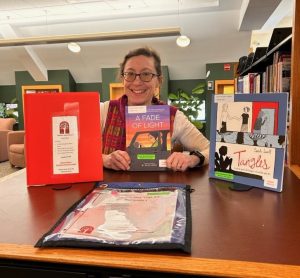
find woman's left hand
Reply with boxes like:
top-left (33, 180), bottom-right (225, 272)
top-left (166, 152), bottom-right (200, 172)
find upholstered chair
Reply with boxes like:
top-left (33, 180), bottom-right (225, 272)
top-left (7, 130), bottom-right (26, 168)
top-left (0, 118), bottom-right (16, 162)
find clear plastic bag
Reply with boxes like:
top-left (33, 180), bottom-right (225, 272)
top-left (36, 182), bottom-right (192, 253)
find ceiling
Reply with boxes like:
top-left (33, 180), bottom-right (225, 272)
top-left (0, 0), bottom-right (293, 85)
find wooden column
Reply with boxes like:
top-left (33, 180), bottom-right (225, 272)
top-left (289, 0), bottom-right (300, 177)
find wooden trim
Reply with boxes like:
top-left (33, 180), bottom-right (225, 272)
top-left (109, 82), bottom-right (124, 100)
top-left (289, 0), bottom-right (300, 168)
top-left (289, 164), bottom-right (300, 179)
top-left (21, 84), bottom-right (63, 120)
top-left (214, 79), bottom-right (235, 94)
top-left (1, 243), bottom-right (300, 278)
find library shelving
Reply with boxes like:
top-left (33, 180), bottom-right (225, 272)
top-left (236, 27), bottom-right (292, 94)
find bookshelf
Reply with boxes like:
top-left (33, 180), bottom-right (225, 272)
top-left (235, 21), bottom-right (300, 177)
top-left (214, 80), bottom-right (235, 94)
top-left (237, 27), bottom-right (292, 93)
top-left (109, 83), bottom-right (124, 100)
top-left (239, 31), bottom-right (292, 77)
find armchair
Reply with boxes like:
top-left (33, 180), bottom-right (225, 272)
top-left (7, 130), bottom-right (26, 168)
top-left (0, 118), bottom-right (16, 162)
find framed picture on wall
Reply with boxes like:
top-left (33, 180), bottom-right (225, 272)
top-left (22, 85), bottom-right (63, 117)
top-left (207, 81), bottom-right (214, 90)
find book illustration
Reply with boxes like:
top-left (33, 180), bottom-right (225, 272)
top-left (215, 142), bottom-right (275, 181)
top-left (216, 131), bottom-right (285, 148)
top-left (56, 187), bottom-right (178, 243)
top-left (210, 93), bottom-right (288, 192)
top-left (125, 105), bottom-right (171, 171)
top-left (217, 101), bottom-right (279, 135)
top-left (251, 101), bottom-right (279, 135)
top-left (217, 102), bottom-right (253, 137)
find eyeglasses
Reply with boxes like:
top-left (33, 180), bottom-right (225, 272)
top-left (122, 71), bottom-right (160, 82)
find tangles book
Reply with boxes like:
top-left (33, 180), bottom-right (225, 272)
top-left (209, 93), bottom-right (288, 192)
top-left (125, 105), bottom-right (171, 171)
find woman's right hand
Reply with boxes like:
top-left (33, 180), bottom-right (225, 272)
top-left (102, 150), bottom-right (131, 171)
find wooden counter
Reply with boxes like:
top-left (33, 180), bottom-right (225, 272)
top-left (0, 167), bottom-right (300, 277)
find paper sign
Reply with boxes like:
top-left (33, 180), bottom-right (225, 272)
top-left (52, 116), bottom-right (79, 174)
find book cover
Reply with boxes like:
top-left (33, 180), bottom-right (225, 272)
top-left (125, 105), bottom-right (171, 171)
top-left (24, 92), bottom-right (103, 186)
top-left (209, 93), bottom-right (288, 192)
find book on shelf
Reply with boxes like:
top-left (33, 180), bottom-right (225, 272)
top-left (237, 73), bottom-right (256, 94)
top-left (236, 63), bottom-right (290, 94)
top-left (209, 93), bottom-right (288, 192)
top-left (125, 105), bottom-right (171, 171)
top-left (235, 76), bottom-right (244, 93)
top-left (253, 73), bottom-right (262, 94)
top-left (277, 61), bottom-right (291, 92)
top-left (24, 92), bottom-right (103, 186)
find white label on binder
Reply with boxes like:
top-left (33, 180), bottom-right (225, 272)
top-left (52, 116), bottom-right (79, 174)
top-left (214, 94), bottom-right (234, 103)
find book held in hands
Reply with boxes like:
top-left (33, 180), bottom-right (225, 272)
top-left (125, 105), bottom-right (171, 171)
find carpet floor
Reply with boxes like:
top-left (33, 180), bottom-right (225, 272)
top-left (0, 161), bottom-right (21, 178)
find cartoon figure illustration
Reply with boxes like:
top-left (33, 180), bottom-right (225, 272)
top-left (253, 111), bottom-right (267, 133)
top-left (215, 145), bottom-right (233, 172)
top-left (217, 103), bottom-right (235, 142)
top-left (240, 106), bottom-right (250, 132)
top-left (219, 103), bottom-right (231, 133)
top-left (229, 106), bottom-right (250, 132)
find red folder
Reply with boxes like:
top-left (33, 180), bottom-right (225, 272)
top-left (24, 92), bottom-right (103, 186)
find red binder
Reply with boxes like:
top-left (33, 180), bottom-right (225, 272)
top-left (24, 92), bottom-right (103, 186)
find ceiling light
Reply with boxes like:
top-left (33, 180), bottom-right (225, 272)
top-left (67, 42), bottom-right (81, 53)
top-left (176, 35), bottom-right (191, 47)
top-left (176, 0), bottom-right (190, 48)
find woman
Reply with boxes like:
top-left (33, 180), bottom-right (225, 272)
top-left (101, 47), bottom-right (209, 171)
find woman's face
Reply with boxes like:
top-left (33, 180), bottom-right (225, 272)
top-left (122, 55), bottom-right (160, 106)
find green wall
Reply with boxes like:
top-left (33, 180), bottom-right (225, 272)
top-left (0, 85), bottom-right (16, 103)
top-left (15, 70), bottom-right (76, 129)
top-left (76, 83), bottom-right (102, 95)
top-left (101, 68), bottom-right (120, 102)
top-left (206, 63), bottom-right (236, 80)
